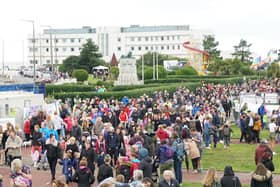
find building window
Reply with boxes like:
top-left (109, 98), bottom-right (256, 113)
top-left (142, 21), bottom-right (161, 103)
top-left (55, 48), bottom-right (59, 52)
top-left (70, 39), bottom-right (75, 43)
top-left (161, 46), bottom-right (164, 50)
top-left (145, 37), bottom-right (149, 41)
top-left (29, 48), bottom-right (33, 52)
top-left (151, 46), bottom-right (153, 50)
top-left (117, 38), bottom-right (121, 42)
top-left (138, 37), bottom-right (141, 41)
top-left (55, 39), bottom-right (59, 43)
top-left (161, 36), bottom-right (164, 41)
top-left (177, 36), bottom-right (180, 40)
top-left (79, 48), bottom-right (81, 51)
top-left (177, 45), bottom-right (180, 50)
top-left (62, 48), bottom-right (67, 52)
top-left (167, 36), bottom-right (169, 40)
top-left (117, 47), bottom-right (121, 51)
top-left (155, 46), bottom-right (158, 50)
top-left (155, 36), bottom-right (158, 41)
top-left (46, 48), bottom-right (49, 52)
top-left (46, 39), bottom-right (49, 43)
top-left (167, 45), bottom-right (169, 50)
top-left (46, 60), bottom-right (50, 64)
top-left (138, 46), bottom-right (142, 51)
top-left (55, 59), bottom-right (59, 63)
top-left (131, 46), bottom-right (134, 51)
top-left (172, 36), bottom-right (175, 40)
top-left (145, 46), bottom-right (149, 50)
top-left (151, 37), bottom-right (153, 41)
top-left (78, 39), bottom-right (81, 43)
top-left (172, 45), bottom-right (175, 50)
top-left (131, 37), bottom-right (135, 42)
top-left (71, 48), bottom-right (75, 52)
top-left (62, 39), bottom-right (67, 43)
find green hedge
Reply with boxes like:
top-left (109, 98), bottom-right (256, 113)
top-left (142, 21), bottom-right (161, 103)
top-left (46, 84), bottom-right (97, 96)
top-left (52, 82), bottom-right (202, 100)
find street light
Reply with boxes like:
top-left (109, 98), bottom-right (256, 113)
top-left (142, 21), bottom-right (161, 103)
top-left (41, 25), bottom-right (54, 80)
top-left (21, 19), bottom-right (36, 82)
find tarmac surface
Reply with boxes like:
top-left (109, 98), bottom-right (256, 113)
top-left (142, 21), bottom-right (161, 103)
top-left (1, 146), bottom-right (280, 187)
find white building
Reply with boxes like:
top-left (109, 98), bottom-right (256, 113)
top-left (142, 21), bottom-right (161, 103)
top-left (27, 25), bottom-right (207, 66)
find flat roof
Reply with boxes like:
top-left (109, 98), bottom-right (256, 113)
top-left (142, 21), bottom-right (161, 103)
top-left (121, 25), bottom-right (190, 33)
top-left (44, 26), bottom-right (96, 35)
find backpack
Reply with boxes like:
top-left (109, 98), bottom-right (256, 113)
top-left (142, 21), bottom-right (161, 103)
top-left (174, 138), bottom-right (185, 161)
top-left (223, 127), bottom-right (230, 136)
top-left (135, 141), bottom-right (143, 149)
top-left (119, 165), bottom-right (131, 183)
top-left (164, 145), bottom-right (174, 159)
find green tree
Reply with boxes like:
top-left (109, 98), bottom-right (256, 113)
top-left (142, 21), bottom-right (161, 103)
top-left (137, 65), bottom-right (167, 80)
top-left (59, 56), bottom-right (80, 74)
top-left (110, 66), bottom-right (119, 80)
top-left (203, 35), bottom-right (221, 62)
top-left (267, 62), bottom-right (280, 77)
top-left (79, 39), bottom-right (104, 72)
top-left (232, 39), bottom-right (252, 63)
top-left (136, 52), bottom-right (184, 67)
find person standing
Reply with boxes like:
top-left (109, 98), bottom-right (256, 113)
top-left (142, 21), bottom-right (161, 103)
top-left (46, 134), bottom-right (59, 181)
top-left (220, 166), bottom-right (241, 187)
top-left (172, 133), bottom-right (185, 184)
top-left (268, 118), bottom-right (277, 155)
top-left (80, 141), bottom-right (96, 178)
top-left (97, 154), bottom-right (113, 183)
top-left (202, 167), bottom-right (220, 187)
top-left (158, 170), bottom-right (180, 187)
top-left (5, 129), bottom-right (22, 165)
top-left (72, 157), bottom-right (94, 187)
top-left (250, 163), bottom-right (272, 187)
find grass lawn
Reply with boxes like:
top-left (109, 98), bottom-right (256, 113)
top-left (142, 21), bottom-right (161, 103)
top-left (182, 182), bottom-right (249, 187)
top-left (202, 142), bottom-right (280, 173)
top-left (88, 75), bottom-right (99, 84)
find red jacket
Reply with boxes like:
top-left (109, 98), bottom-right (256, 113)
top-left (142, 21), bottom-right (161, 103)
top-left (64, 117), bottom-right (73, 132)
top-left (255, 144), bottom-right (272, 165)
top-left (156, 128), bottom-right (169, 141)
top-left (23, 120), bottom-right (31, 135)
top-left (119, 111), bottom-right (128, 122)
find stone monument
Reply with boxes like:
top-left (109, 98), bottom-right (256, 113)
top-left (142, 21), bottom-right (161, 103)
top-left (114, 58), bottom-right (144, 86)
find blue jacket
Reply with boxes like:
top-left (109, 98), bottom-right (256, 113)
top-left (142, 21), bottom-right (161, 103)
top-left (204, 121), bottom-right (211, 134)
top-left (59, 158), bottom-right (73, 176)
top-left (47, 129), bottom-right (59, 141)
top-left (40, 127), bottom-right (50, 140)
top-left (192, 106), bottom-right (200, 116)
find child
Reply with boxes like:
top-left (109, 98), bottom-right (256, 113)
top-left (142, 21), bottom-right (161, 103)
top-left (222, 123), bottom-right (233, 148)
top-left (59, 152), bottom-right (73, 184)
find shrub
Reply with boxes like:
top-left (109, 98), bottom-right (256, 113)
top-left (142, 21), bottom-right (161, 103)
top-left (73, 69), bottom-right (89, 82)
top-left (52, 82), bottom-right (202, 100)
top-left (175, 66), bottom-right (198, 76)
top-left (137, 65), bottom-right (167, 80)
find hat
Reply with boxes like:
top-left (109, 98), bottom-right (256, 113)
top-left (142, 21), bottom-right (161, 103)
top-left (260, 139), bottom-right (268, 144)
top-left (138, 148), bottom-right (149, 159)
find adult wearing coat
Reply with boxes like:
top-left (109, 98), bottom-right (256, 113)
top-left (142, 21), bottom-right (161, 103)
top-left (251, 163), bottom-right (272, 187)
top-left (220, 166), bottom-right (242, 187)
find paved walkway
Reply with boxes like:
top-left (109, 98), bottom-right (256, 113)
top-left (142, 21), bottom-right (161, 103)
top-left (1, 147), bottom-right (280, 187)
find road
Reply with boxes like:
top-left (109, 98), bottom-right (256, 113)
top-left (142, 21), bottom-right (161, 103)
top-left (0, 70), bottom-right (34, 84)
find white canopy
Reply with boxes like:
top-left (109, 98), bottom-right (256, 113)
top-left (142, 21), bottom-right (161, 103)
top-left (92, 65), bottom-right (109, 70)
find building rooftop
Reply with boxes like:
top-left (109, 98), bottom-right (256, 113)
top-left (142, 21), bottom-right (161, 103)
top-left (44, 26), bottom-right (96, 34)
top-left (121, 25), bottom-right (190, 33)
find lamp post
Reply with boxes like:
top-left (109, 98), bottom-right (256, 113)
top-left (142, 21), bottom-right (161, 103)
top-left (41, 25), bottom-right (54, 80)
top-left (21, 19), bottom-right (36, 81)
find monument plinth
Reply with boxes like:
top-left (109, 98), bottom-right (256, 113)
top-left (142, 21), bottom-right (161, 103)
top-left (114, 58), bottom-right (144, 86)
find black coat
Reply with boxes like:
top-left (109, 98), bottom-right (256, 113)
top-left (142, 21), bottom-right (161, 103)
top-left (158, 178), bottom-right (180, 187)
top-left (32, 131), bottom-right (42, 146)
top-left (97, 163), bottom-right (113, 183)
top-left (72, 166), bottom-right (94, 187)
top-left (139, 156), bottom-right (153, 179)
top-left (46, 143), bottom-right (59, 160)
top-left (262, 158), bottom-right (275, 172)
top-left (71, 126), bottom-right (82, 141)
top-left (220, 166), bottom-right (242, 187)
top-left (80, 147), bottom-right (96, 173)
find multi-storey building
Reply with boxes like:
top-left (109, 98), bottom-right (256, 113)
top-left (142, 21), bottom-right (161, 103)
top-left (27, 25), bottom-right (206, 66)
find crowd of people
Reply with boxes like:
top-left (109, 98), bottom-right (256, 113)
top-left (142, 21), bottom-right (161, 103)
top-left (0, 78), bottom-right (279, 187)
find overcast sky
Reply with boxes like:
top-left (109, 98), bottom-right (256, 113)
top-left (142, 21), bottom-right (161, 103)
top-left (0, 0), bottom-right (279, 65)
